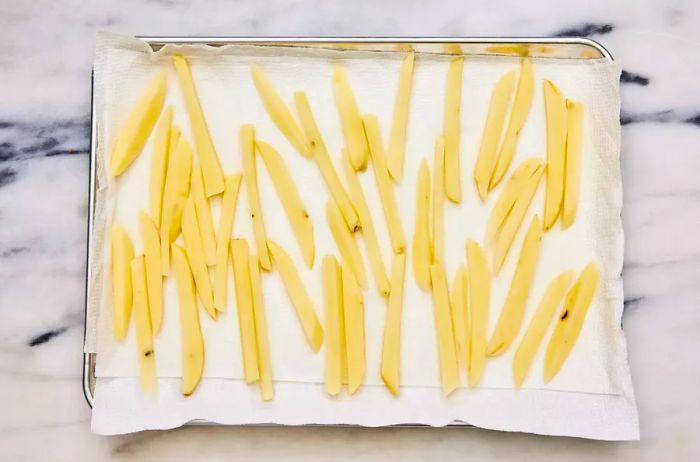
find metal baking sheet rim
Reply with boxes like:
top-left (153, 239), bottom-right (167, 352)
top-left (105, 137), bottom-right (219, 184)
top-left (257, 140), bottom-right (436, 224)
top-left (83, 36), bottom-right (614, 428)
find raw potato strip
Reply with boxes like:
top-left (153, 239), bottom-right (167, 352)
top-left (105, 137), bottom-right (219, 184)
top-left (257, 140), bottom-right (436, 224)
top-left (111, 224), bottom-right (134, 340)
top-left (387, 52), bottom-right (415, 182)
top-left (543, 80), bottom-right (568, 230)
top-left (342, 260), bottom-right (365, 394)
top-left (412, 159), bottom-right (432, 290)
top-left (240, 125), bottom-right (272, 271)
top-left (474, 71), bottom-right (516, 201)
top-left (110, 72), bottom-right (167, 177)
top-left (562, 100), bottom-right (583, 229)
top-left (139, 212), bottom-right (164, 334)
top-left (332, 64), bottom-right (370, 171)
top-left (191, 165), bottom-right (217, 266)
top-left (363, 114), bottom-right (406, 254)
top-left (131, 255), bottom-right (156, 393)
top-left (149, 107), bottom-right (173, 227)
top-left (490, 59), bottom-right (535, 189)
top-left (326, 200), bottom-right (367, 289)
top-left (381, 254), bottom-right (406, 396)
top-left (257, 140), bottom-right (315, 268)
top-left (450, 265), bottom-right (469, 370)
top-left (250, 255), bottom-right (274, 401)
top-left (544, 262), bottom-right (600, 383)
top-left (341, 150), bottom-right (390, 295)
top-left (294, 91), bottom-right (359, 231)
top-left (513, 270), bottom-right (574, 387)
top-left (267, 240), bottom-right (324, 351)
top-left (487, 215), bottom-right (542, 356)
top-left (230, 239), bottom-right (260, 383)
top-left (181, 197), bottom-right (217, 320)
top-left (213, 174), bottom-right (242, 312)
top-left (171, 244), bottom-right (205, 396)
top-left (443, 57), bottom-right (464, 203)
top-left (432, 137), bottom-right (446, 266)
top-left (323, 256), bottom-right (344, 396)
top-left (429, 264), bottom-right (459, 395)
top-left (467, 240), bottom-right (490, 387)
top-left (172, 55), bottom-right (225, 197)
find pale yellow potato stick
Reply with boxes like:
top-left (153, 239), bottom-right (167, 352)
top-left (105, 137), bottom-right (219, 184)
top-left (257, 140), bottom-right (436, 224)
top-left (149, 107), bottom-right (173, 227)
top-left (490, 59), bottom-right (535, 189)
top-left (213, 174), bottom-right (242, 312)
top-left (412, 159), bottom-right (432, 290)
top-left (387, 52), bottom-right (415, 182)
top-left (332, 64), bottom-right (370, 171)
top-left (363, 114), bottom-right (405, 254)
top-left (111, 224), bottom-right (134, 340)
top-left (323, 255), bottom-right (344, 396)
top-left (294, 91), bottom-right (359, 231)
top-left (450, 265), bottom-right (469, 370)
top-left (432, 137), bottom-right (446, 266)
top-left (443, 57), bottom-right (465, 203)
top-left (138, 212), bottom-right (164, 334)
top-left (190, 165), bottom-right (217, 266)
top-left (230, 239), bottom-right (260, 383)
top-left (160, 124), bottom-right (181, 228)
top-left (172, 55), bottom-right (225, 197)
top-left (487, 215), bottom-right (542, 356)
top-left (562, 100), bottom-right (584, 229)
top-left (326, 200), bottom-right (367, 289)
top-left (257, 140), bottom-right (315, 268)
top-left (181, 197), bottom-right (217, 320)
top-left (131, 255), bottom-right (156, 393)
top-left (429, 263), bottom-right (459, 395)
top-left (342, 260), bottom-right (366, 395)
top-left (110, 72), bottom-right (167, 177)
top-left (341, 149), bottom-right (390, 295)
top-left (513, 270), bottom-right (574, 388)
top-left (467, 240), bottom-right (490, 387)
top-left (543, 80), bottom-right (568, 230)
top-left (240, 124), bottom-right (272, 271)
top-left (250, 255), bottom-right (274, 401)
top-left (267, 240), bottom-right (324, 351)
top-left (381, 254), bottom-right (406, 396)
top-left (474, 71), bottom-right (517, 201)
top-left (171, 244), bottom-right (205, 396)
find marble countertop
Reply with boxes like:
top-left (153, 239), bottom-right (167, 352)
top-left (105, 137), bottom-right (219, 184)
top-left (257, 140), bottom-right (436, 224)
top-left (1, 0), bottom-right (699, 460)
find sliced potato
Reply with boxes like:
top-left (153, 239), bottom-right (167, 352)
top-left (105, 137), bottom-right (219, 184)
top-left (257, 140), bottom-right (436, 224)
top-left (342, 260), bottom-right (365, 395)
top-left (250, 255), bottom-right (274, 401)
top-left (412, 159), bottom-right (432, 290)
top-left (149, 107), bottom-right (173, 227)
top-left (181, 197), bottom-right (217, 320)
top-left (429, 263), bottom-right (459, 395)
top-left (542, 80), bottom-right (568, 230)
top-left (323, 255), bottom-right (344, 396)
top-left (111, 224), bottom-right (134, 340)
top-left (326, 200), bottom-right (367, 290)
top-left (131, 255), bottom-right (156, 393)
top-left (381, 254), bottom-right (406, 396)
top-left (213, 174), bottom-right (242, 312)
top-left (190, 165), bottom-right (217, 266)
top-left (443, 57), bottom-right (465, 203)
top-left (230, 239), bottom-right (260, 383)
top-left (466, 240), bottom-right (490, 387)
top-left (332, 64), bottom-right (369, 171)
top-left (450, 265), bottom-right (469, 370)
top-left (562, 99), bottom-right (584, 229)
top-left (387, 52), bottom-right (415, 182)
top-left (138, 211), bottom-right (164, 334)
top-left (432, 137), bottom-right (446, 266)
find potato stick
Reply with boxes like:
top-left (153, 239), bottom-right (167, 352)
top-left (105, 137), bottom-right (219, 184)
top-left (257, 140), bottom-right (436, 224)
top-left (138, 212), bottom-right (164, 334)
top-left (332, 64), bottom-right (369, 171)
top-left (111, 224), bottom-right (134, 340)
top-left (412, 159), bottom-right (432, 290)
top-left (467, 240), bottom-right (490, 387)
top-left (213, 174), bottom-right (242, 312)
top-left (429, 263), bottom-right (459, 395)
top-left (131, 255), bottom-right (156, 393)
top-left (562, 100), bottom-right (584, 229)
top-left (181, 197), bottom-right (217, 320)
top-left (450, 265), bottom-right (469, 370)
top-left (326, 200), bottom-right (367, 290)
top-left (149, 107), bottom-right (173, 227)
top-left (230, 239), bottom-right (260, 383)
top-left (342, 260), bottom-right (366, 395)
top-left (387, 52), bottom-right (415, 182)
top-left (323, 255), bottom-right (344, 396)
top-left (444, 57), bottom-right (464, 203)
top-left (191, 165), bottom-right (217, 266)
top-left (432, 137), bottom-right (446, 266)
top-left (381, 254), bottom-right (406, 396)
top-left (250, 255), bottom-right (274, 401)
top-left (543, 80), bottom-right (568, 230)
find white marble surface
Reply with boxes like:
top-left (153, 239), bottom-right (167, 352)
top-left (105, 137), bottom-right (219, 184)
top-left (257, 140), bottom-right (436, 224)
top-left (1, 0), bottom-right (699, 460)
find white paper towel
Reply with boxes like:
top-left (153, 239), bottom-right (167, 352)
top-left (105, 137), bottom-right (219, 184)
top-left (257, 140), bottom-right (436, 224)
top-left (88, 32), bottom-right (638, 439)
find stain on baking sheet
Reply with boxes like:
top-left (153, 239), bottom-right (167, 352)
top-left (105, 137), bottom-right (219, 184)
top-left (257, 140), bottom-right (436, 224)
top-left (27, 327), bottom-right (68, 347)
top-left (620, 70), bottom-right (650, 86)
top-left (554, 23), bottom-right (614, 37)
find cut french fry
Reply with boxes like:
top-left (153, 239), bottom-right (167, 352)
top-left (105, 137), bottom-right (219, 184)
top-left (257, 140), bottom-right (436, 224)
top-left (363, 114), bottom-right (405, 254)
top-left (240, 124), bottom-right (272, 271)
top-left (341, 149), bottom-right (390, 295)
top-left (257, 140), bottom-right (315, 268)
top-left (450, 265), bottom-right (469, 370)
top-left (543, 80), bottom-right (568, 230)
top-left (131, 255), bottom-right (156, 393)
top-left (326, 200), bottom-right (367, 290)
top-left (432, 137), bottom-right (446, 266)
top-left (562, 100), bottom-right (583, 229)
top-left (294, 91), bottom-right (359, 231)
top-left (267, 240), bottom-right (324, 351)
top-left (251, 64), bottom-right (310, 157)
top-left (387, 52), bottom-right (415, 182)
top-left (474, 71), bottom-right (517, 201)
top-left (544, 262), bottom-right (600, 383)
top-left (493, 165), bottom-right (544, 273)
top-left (342, 260), bottom-right (365, 395)
top-left (429, 263), bottom-right (459, 395)
top-left (487, 215), bottom-right (542, 356)
top-left (213, 174), bottom-right (242, 312)
top-left (444, 57), bottom-right (464, 203)
top-left (381, 254), bottom-right (406, 396)
top-left (110, 72), bottom-right (167, 177)
top-left (181, 197), bottom-right (216, 320)
top-left (160, 137), bottom-right (193, 275)
top-left (513, 269), bottom-right (574, 388)
top-left (412, 159), bottom-right (432, 290)
top-left (111, 224), bottom-right (134, 340)
top-left (467, 240), bottom-right (490, 387)
top-left (250, 255), bottom-right (274, 401)
top-left (172, 55), bottom-right (225, 197)
top-left (171, 244), bottom-right (205, 396)
top-left (138, 212), bottom-right (164, 334)
top-left (190, 165), bottom-right (217, 266)
top-left (149, 107), bottom-right (173, 227)
top-left (332, 64), bottom-right (369, 171)
top-left (323, 255), bottom-right (344, 396)
top-left (230, 239), bottom-right (260, 383)
top-left (490, 59), bottom-right (535, 189)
